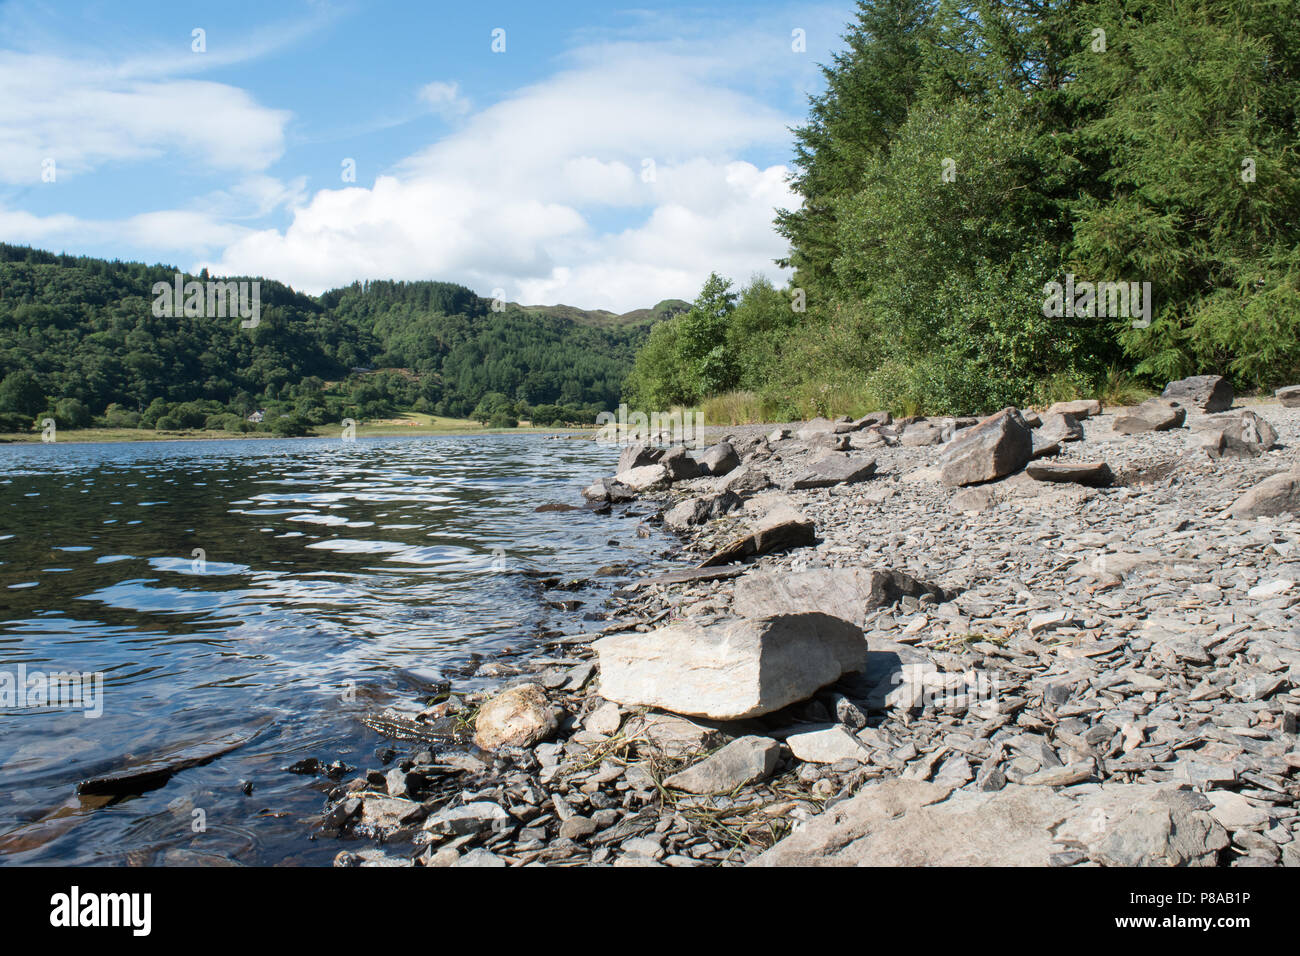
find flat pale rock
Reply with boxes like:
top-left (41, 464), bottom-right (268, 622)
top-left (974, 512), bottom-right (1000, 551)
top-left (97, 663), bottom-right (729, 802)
top-left (593, 613), bottom-right (867, 720)
top-left (900, 422), bottom-right (946, 446)
top-left (1113, 398), bottom-right (1186, 434)
top-left (625, 713), bottom-right (728, 758)
top-left (1276, 384), bottom-right (1300, 408)
top-left (752, 781), bottom-right (1226, 867)
top-left (663, 736), bottom-right (780, 794)
top-left (791, 454), bottom-right (877, 489)
top-left (785, 724), bottom-right (871, 764)
top-left (612, 463), bottom-right (671, 492)
top-left (1046, 399), bottom-right (1102, 419)
top-left (633, 565), bottom-right (747, 589)
top-left (1025, 460), bottom-right (1114, 486)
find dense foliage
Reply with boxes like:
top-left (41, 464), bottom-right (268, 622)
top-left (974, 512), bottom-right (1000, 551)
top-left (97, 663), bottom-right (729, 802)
top-left (630, 0), bottom-right (1300, 418)
top-left (0, 244), bottom-right (654, 432)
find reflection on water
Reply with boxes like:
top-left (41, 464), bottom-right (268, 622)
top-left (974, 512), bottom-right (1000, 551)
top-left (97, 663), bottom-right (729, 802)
top-left (0, 434), bottom-right (663, 865)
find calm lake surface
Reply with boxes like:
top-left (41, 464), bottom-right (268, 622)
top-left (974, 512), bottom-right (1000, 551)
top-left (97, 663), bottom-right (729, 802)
top-left (0, 434), bottom-right (666, 865)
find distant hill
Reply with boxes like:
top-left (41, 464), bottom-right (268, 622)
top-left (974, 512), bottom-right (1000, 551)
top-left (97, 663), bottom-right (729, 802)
top-left (0, 244), bottom-right (686, 432)
top-left (514, 299), bottom-right (690, 329)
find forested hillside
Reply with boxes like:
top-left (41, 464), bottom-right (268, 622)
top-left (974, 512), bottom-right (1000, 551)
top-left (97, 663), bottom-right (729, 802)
top-left (628, 0), bottom-right (1300, 420)
top-left (0, 244), bottom-right (665, 433)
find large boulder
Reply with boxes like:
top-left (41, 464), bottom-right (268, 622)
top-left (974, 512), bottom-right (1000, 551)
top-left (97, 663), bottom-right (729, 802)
top-left (662, 491), bottom-right (742, 531)
top-left (1036, 412), bottom-right (1084, 444)
top-left (1113, 398), bottom-right (1186, 434)
top-left (752, 780), bottom-right (1227, 867)
top-left (1197, 410), bottom-right (1277, 459)
top-left (592, 612), bottom-right (867, 720)
top-left (617, 442), bottom-right (664, 473)
top-left (733, 567), bottom-right (953, 627)
top-left (790, 454), bottom-right (878, 489)
top-left (1225, 468), bottom-right (1300, 518)
top-left (698, 506), bottom-right (815, 567)
top-left (658, 445), bottom-right (701, 480)
top-left (1162, 374), bottom-right (1233, 412)
top-left (473, 683), bottom-right (557, 750)
top-left (581, 477), bottom-right (636, 503)
top-left (697, 441), bottom-right (740, 476)
top-left (900, 421), bottom-right (947, 446)
top-left (612, 463), bottom-right (672, 492)
top-left (716, 464), bottom-right (773, 497)
top-left (938, 407), bottom-right (1033, 487)
top-left (1276, 384), bottom-right (1300, 408)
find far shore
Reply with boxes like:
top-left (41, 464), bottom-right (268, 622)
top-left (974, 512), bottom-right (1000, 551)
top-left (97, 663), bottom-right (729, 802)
top-left (0, 422), bottom-right (600, 446)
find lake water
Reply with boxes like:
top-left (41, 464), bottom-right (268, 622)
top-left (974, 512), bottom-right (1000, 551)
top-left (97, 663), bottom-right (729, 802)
top-left (0, 434), bottom-right (664, 865)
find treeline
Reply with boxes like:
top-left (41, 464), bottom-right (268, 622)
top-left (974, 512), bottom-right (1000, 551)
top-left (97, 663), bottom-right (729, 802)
top-left (628, 0), bottom-right (1300, 419)
top-left (0, 245), bottom-right (650, 432)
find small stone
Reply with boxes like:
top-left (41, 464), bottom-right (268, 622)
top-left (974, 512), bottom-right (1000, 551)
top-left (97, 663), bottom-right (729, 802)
top-left (584, 700), bottom-right (623, 736)
top-left (786, 724), bottom-right (871, 764)
top-left (473, 683), bottom-right (558, 750)
top-left (663, 736), bottom-right (781, 794)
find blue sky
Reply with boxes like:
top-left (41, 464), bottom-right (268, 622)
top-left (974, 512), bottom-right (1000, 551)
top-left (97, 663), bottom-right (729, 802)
top-left (0, 0), bottom-right (854, 310)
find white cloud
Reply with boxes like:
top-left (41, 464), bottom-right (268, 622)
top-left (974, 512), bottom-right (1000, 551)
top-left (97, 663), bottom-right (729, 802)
top-left (201, 46), bottom-right (800, 310)
top-left (418, 81), bottom-right (470, 121)
top-left (0, 51), bottom-right (291, 184)
top-left (3, 12), bottom-right (821, 311)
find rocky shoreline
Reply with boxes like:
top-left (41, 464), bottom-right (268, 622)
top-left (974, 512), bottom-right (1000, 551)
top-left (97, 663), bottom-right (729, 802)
top-left (321, 377), bottom-right (1300, 867)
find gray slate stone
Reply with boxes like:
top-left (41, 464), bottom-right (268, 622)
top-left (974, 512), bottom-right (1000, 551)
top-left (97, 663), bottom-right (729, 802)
top-left (1163, 374), bottom-right (1234, 412)
top-left (791, 454), bottom-right (878, 489)
top-left (733, 567), bottom-right (954, 627)
top-left (698, 441), bottom-right (740, 476)
top-left (663, 736), bottom-right (781, 794)
top-left (1114, 398), bottom-right (1187, 434)
top-left (938, 407), bottom-right (1033, 487)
